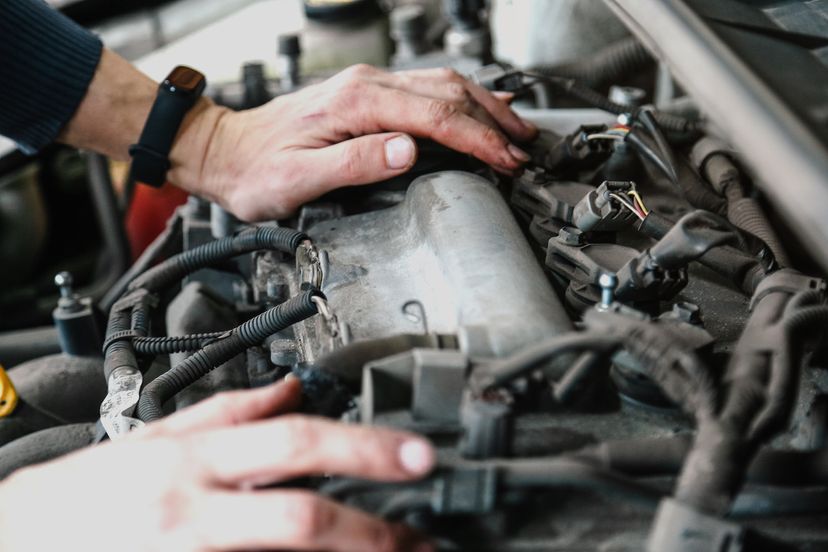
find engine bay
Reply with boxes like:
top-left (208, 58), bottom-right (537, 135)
top-left (4, 1), bottom-right (828, 550)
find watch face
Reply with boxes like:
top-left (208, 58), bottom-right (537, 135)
top-left (164, 66), bottom-right (206, 96)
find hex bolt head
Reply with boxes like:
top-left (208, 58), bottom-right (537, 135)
top-left (54, 271), bottom-right (74, 298)
top-left (599, 273), bottom-right (618, 289)
top-left (557, 227), bottom-right (584, 246)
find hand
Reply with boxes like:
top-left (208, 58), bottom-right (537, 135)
top-left (0, 378), bottom-right (437, 552)
top-left (178, 64), bottom-right (537, 220)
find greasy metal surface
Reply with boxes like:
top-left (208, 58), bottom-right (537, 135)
top-left (307, 171), bottom-right (572, 359)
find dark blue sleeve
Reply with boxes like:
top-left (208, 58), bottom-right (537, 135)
top-left (0, 0), bottom-right (103, 154)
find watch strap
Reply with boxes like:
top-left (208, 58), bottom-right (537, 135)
top-left (129, 68), bottom-right (205, 187)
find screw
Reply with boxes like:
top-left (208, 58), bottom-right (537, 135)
top-left (54, 271), bottom-right (74, 299)
top-left (598, 272), bottom-right (618, 310)
top-left (557, 227), bottom-right (584, 246)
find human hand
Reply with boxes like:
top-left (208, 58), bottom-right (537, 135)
top-left (0, 378), bottom-right (437, 552)
top-left (175, 64), bottom-right (537, 220)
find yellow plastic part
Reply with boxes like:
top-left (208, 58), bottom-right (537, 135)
top-left (0, 365), bottom-right (18, 417)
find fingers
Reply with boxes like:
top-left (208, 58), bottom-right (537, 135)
top-left (294, 133), bottom-right (418, 191)
top-left (381, 68), bottom-right (536, 142)
top-left (141, 378), bottom-right (302, 438)
top-left (465, 79), bottom-right (537, 141)
top-left (492, 91), bottom-right (515, 104)
top-left (198, 490), bottom-right (433, 552)
top-left (378, 76), bottom-right (501, 135)
top-left (188, 415), bottom-right (435, 486)
top-left (348, 85), bottom-right (526, 174)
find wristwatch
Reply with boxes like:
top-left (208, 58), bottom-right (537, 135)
top-left (129, 66), bottom-right (207, 187)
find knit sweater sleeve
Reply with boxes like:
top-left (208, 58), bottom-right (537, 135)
top-left (0, 0), bottom-right (103, 154)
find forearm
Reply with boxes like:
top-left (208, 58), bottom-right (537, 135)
top-left (58, 48), bottom-right (230, 192)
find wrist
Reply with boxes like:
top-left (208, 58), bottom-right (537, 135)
top-left (166, 97), bottom-right (231, 196)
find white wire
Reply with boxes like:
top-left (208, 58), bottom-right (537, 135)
top-left (586, 133), bottom-right (625, 142)
top-left (609, 192), bottom-right (645, 221)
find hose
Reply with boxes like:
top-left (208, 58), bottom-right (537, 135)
top-left (136, 291), bottom-right (320, 422)
top-left (529, 37), bottom-right (653, 89)
top-left (699, 151), bottom-right (791, 267)
top-left (575, 435), bottom-right (828, 488)
top-left (626, 129), bottom-right (727, 214)
top-left (127, 226), bottom-right (307, 293)
top-left (648, 210), bottom-right (773, 271)
top-left (474, 333), bottom-right (621, 391)
top-left (500, 457), bottom-right (662, 509)
top-left (132, 332), bottom-right (227, 355)
top-left (529, 74), bottom-right (700, 134)
top-left (103, 226), bottom-right (307, 381)
top-left (636, 211), bottom-right (767, 295)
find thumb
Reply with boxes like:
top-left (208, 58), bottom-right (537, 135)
top-left (301, 133), bottom-right (418, 191)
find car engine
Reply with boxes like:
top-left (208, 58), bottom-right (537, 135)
top-left (3, 1), bottom-right (828, 550)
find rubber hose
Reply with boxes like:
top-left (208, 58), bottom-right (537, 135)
top-left (702, 153), bottom-right (791, 267)
top-left (548, 78), bottom-right (700, 134)
top-left (576, 435), bottom-right (828, 488)
top-left (726, 190), bottom-right (791, 268)
top-left (530, 37), bottom-right (653, 89)
top-left (637, 212), bottom-right (767, 295)
top-left (128, 226), bottom-right (307, 293)
top-left (783, 305), bottom-right (828, 334)
top-left (136, 291), bottom-right (319, 422)
top-left (132, 332), bottom-right (227, 355)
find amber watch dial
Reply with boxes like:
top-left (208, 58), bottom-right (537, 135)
top-left (163, 66), bottom-right (206, 96)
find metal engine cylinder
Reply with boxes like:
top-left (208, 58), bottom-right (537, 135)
top-left (307, 171), bottom-right (572, 360)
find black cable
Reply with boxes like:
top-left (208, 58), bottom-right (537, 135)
top-left (136, 290), bottom-right (320, 422)
top-left (552, 351), bottom-right (606, 405)
top-left (529, 37), bottom-right (653, 89)
top-left (128, 226), bottom-right (307, 293)
top-left (646, 210), bottom-right (776, 272)
top-left (475, 333), bottom-right (621, 390)
top-left (638, 108), bottom-right (678, 183)
top-left (132, 332), bottom-right (227, 355)
top-left (524, 73), bottom-right (701, 134)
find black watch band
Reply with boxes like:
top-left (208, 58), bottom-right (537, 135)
top-left (129, 66), bottom-right (206, 188)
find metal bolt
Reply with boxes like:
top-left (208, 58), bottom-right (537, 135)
top-left (54, 271), bottom-right (74, 299)
top-left (598, 272), bottom-right (618, 310)
top-left (557, 227), bottom-right (584, 246)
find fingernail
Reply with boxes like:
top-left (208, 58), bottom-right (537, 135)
top-left (284, 372), bottom-right (297, 381)
top-left (522, 119), bottom-right (538, 134)
top-left (399, 439), bottom-right (435, 475)
top-left (385, 135), bottom-right (415, 170)
top-left (507, 144), bottom-right (531, 163)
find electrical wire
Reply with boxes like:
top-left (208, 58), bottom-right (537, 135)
top-left (627, 190), bottom-right (650, 216)
top-left (586, 133), bottom-right (625, 142)
top-left (609, 192), bottom-right (645, 220)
